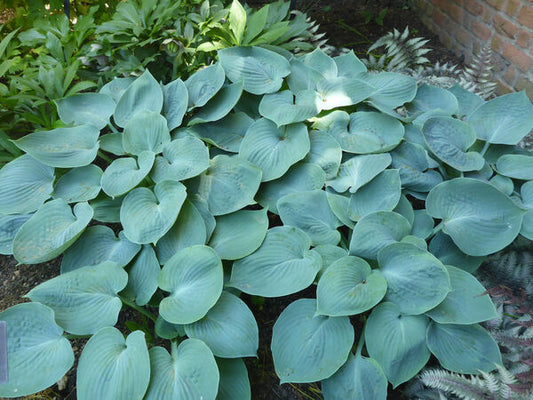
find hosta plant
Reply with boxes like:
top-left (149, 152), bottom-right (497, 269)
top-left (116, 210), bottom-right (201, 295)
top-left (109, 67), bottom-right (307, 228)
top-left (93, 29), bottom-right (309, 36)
top-left (1, 45), bottom-right (533, 399)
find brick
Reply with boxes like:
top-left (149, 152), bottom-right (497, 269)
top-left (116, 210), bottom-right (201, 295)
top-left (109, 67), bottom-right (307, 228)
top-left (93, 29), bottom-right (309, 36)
top-left (491, 34), bottom-right (504, 52)
top-left (472, 19), bottom-right (492, 41)
top-left (517, 29), bottom-right (533, 49)
top-left (487, 0), bottom-right (506, 11)
top-left (502, 42), bottom-right (533, 72)
top-left (438, 31), bottom-right (455, 49)
top-left (495, 79), bottom-right (515, 95)
top-left (506, 0), bottom-right (521, 17)
top-left (433, 8), bottom-right (451, 28)
top-left (503, 65), bottom-right (517, 85)
top-left (465, 0), bottom-right (483, 15)
top-left (493, 13), bottom-right (519, 38)
top-left (448, 2), bottom-right (463, 23)
top-left (515, 76), bottom-right (533, 100)
top-left (455, 26), bottom-right (475, 48)
top-left (518, 5), bottom-right (533, 29)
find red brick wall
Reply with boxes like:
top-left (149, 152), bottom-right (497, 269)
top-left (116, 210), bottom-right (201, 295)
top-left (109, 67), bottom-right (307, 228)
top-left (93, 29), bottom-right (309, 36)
top-left (413, 0), bottom-right (533, 99)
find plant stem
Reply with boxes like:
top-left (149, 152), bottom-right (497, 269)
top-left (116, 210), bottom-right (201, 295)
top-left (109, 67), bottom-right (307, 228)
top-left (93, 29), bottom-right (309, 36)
top-left (120, 296), bottom-right (158, 323)
top-left (108, 123), bottom-right (119, 134)
top-left (355, 328), bottom-right (365, 357)
top-left (480, 141), bottom-right (490, 156)
top-left (64, 333), bottom-right (92, 339)
top-left (430, 221), bottom-right (444, 237)
top-left (97, 150), bottom-right (113, 163)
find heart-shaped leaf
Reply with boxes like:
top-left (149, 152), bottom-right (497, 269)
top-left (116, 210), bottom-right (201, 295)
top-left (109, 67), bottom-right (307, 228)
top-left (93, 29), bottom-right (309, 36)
top-left (209, 208), bottom-right (268, 260)
top-left (316, 77), bottom-right (374, 110)
top-left (239, 118), bottom-right (310, 182)
top-left (216, 358), bottom-right (251, 400)
top-left (61, 225), bottom-right (140, 273)
top-left (219, 46), bottom-right (291, 95)
top-left (190, 81), bottom-right (243, 124)
top-left (121, 180), bottom-right (187, 244)
top-left (99, 77), bottom-right (134, 103)
top-left (365, 72), bottom-right (417, 111)
top-left (0, 154), bottom-right (54, 214)
top-left (144, 339), bottom-right (219, 400)
top-left (123, 111), bottom-right (170, 155)
top-left (349, 211), bottom-right (411, 260)
top-left (53, 164), bottom-right (102, 203)
top-left (0, 214), bottom-right (31, 255)
top-left (278, 189), bottom-right (342, 245)
top-left (378, 242), bottom-right (451, 315)
top-left (326, 154), bottom-right (391, 194)
top-left (159, 245), bottom-right (223, 325)
top-left (229, 226), bottom-right (321, 297)
top-left (259, 89), bottom-right (319, 126)
top-left (185, 291), bottom-right (259, 358)
top-left (77, 328), bottom-right (150, 400)
top-left (185, 63), bottom-right (226, 109)
top-left (448, 84), bottom-right (484, 117)
top-left (99, 132), bottom-right (125, 156)
top-left (0, 303), bottom-right (74, 398)
top-left (122, 245), bottom-right (160, 306)
top-left (428, 231), bottom-right (485, 273)
top-left (55, 93), bottom-right (115, 130)
top-left (317, 256), bottom-right (387, 316)
top-left (163, 78), bottom-right (188, 130)
top-left (271, 298), bottom-right (354, 383)
top-left (27, 261), bottom-right (127, 335)
top-left (90, 195), bottom-right (122, 223)
top-left (410, 209), bottom-right (434, 239)
top-left (101, 151), bottom-right (155, 198)
top-left (113, 70), bottom-right (163, 128)
top-left (426, 322), bottom-right (502, 373)
top-left (334, 51), bottom-right (367, 78)
top-left (13, 199), bottom-right (93, 264)
top-left (426, 178), bottom-right (525, 256)
top-left (496, 154), bottom-right (533, 180)
top-left (305, 130), bottom-right (342, 179)
top-left (365, 302), bottom-right (430, 387)
top-left (407, 84), bottom-right (459, 116)
top-left (14, 125), bottom-right (100, 168)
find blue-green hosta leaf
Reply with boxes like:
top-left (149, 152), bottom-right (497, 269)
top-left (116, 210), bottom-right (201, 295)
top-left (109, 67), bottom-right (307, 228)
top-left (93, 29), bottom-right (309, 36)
top-left (326, 189), bottom-right (355, 229)
top-left (259, 89), bottom-right (320, 126)
top-left (13, 199), bottom-right (93, 264)
top-left (286, 58), bottom-right (324, 93)
top-left (422, 116), bottom-right (484, 171)
top-left (159, 245), bottom-right (223, 325)
top-left (257, 162), bottom-right (326, 214)
top-left (26, 261), bottom-right (127, 335)
top-left (305, 130), bottom-right (342, 179)
top-left (123, 111), bottom-right (170, 155)
top-left (468, 92), bottom-right (533, 145)
top-left (426, 265), bottom-right (497, 324)
top-left (448, 84), bottom-right (484, 117)
top-left (163, 78), bottom-right (188, 130)
top-left (407, 84), bottom-right (459, 116)
top-left (113, 70), bottom-right (163, 128)
top-left (154, 316), bottom-right (184, 340)
top-left (378, 242), bottom-right (451, 315)
top-left (185, 63), bottom-right (226, 109)
top-left (428, 231), bottom-right (484, 273)
top-left (278, 189), bottom-right (342, 245)
top-left (496, 154), bottom-right (533, 180)
top-left (326, 154), bottom-right (391, 194)
top-left (426, 322), bottom-right (502, 373)
top-left (123, 245), bottom-right (160, 306)
top-left (520, 181), bottom-right (533, 239)
top-left (365, 72), bottom-right (417, 111)
top-left (150, 136), bottom-right (209, 183)
top-left (188, 112), bottom-right (253, 153)
top-left (216, 358), bottom-right (251, 400)
top-left (314, 245), bottom-right (349, 276)
top-left (53, 165), bottom-right (102, 203)
top-left (219, 46), bottom-right (291, 94)
top-left (394, 195), bottom-right (415, 226)
top-left (185, 291), bottom-right (259, 358)
top-left (271, 298), bottom-right (354, 383)
top-left (316, 77), bottom-right (374, 110)
top-left (55, 93), bottom-right (115, 130)
top-left (0, 303), bottom-right (74, 398)
top-left (77, 328), bottom-right (150, 400)
top-left (90, 195), bottom-right (122, 223)
top-left (190, 81), bottom-right (244, 125)
top-left (349, 211), bottom-right (411, 260)
top-left (321, 353), bottom-right (388, 400)
top-left (426, 178), bottom-right (525, 256)
top-left (334, 51), bottom-right (367, 78)
top-left (121, 180), bottom-right (187, 244)
top-left (209, 208), bottom-right (268, 260)
top-left (99, 77), bottom-right (134, 103)
top-left (317, 256), bottom-right (387, 316)
top-left (0, 154), bottom-right (54, 214)
top-left (101, 151), bottom-right (155, 198)
top-left (365, 302), bottom-right (430, 387)
top-left (61, 225), bottom-right (140, 273)
top-left (312, 109), bottom-right (349, 131)
top-left (410, 209), bottom-right (434, 239)
top-left (145, 340), bottom-right (219, 400)
top-left (99, 132), bottom-right (125, 156)
top-left (14, 125), bottom-right (99, 168)
top-left (0, 214), bottom-right (31, 255)
top-left (400, 235), bottom-right (428, 250)
top-left (303, 48), bottom-right (338, 79)
top-left (332, 111), bottom-right (404, 154)
top-left (391, 141), bottom-right (443, 192)
top-left (155, 200), bottom-right (207, 264)
top-left (348, 169), bottom-right (401, 221)
top-left (229, 226), bottom-right (321, 297)
top-left (489, 174), bottom-right (514, 195)
top-left (190, 155), bottom-right (262, 216)
top-left (190, 194), bottom-right (216, 240)
top-left (239, 119), bottom-right (309, 182)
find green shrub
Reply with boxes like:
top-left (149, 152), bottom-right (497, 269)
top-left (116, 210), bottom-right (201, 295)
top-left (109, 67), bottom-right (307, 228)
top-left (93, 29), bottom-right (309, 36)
top-left (0, 45), bottom-right (533, 399)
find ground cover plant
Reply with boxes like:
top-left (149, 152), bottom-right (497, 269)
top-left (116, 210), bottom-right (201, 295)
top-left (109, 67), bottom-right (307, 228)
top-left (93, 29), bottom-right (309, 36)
top-left (1, 40), bottom-right (533, 399)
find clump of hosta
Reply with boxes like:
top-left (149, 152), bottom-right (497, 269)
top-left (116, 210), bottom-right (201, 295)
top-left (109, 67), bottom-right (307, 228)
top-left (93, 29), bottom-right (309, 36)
top-left (0, 45), bottom-right (533, 400)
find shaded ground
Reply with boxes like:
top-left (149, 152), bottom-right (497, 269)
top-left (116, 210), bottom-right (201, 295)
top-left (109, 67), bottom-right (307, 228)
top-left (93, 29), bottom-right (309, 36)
top-left (0, 1), bottom-right (463, 399)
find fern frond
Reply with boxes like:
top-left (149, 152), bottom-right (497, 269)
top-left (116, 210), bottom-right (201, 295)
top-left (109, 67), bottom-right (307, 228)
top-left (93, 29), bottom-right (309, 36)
top-left (419, 368), bottom-right (491, 400)
top-left (459, 46), bottom-right (497, 99)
